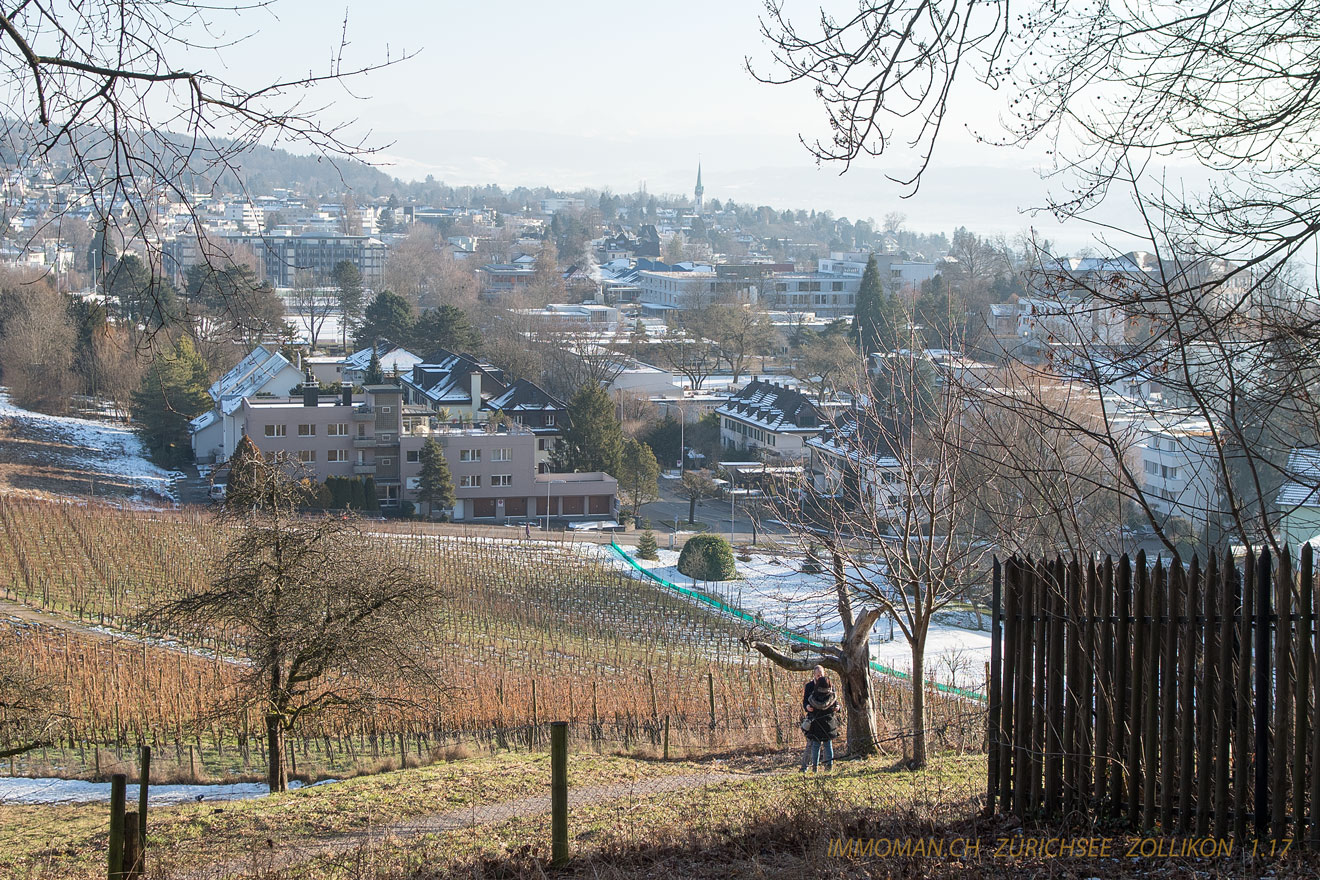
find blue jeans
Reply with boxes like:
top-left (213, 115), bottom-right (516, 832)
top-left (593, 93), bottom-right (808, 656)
top-left (801, 738), bottom-right (833, 771)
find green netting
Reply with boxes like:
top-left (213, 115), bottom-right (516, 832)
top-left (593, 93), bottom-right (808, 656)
top-left (608, 541), bottom-right (985, 701)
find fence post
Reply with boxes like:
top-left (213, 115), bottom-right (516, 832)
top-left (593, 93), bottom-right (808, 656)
top-left (550, 721), bottom-right (568, 868)
top-left (1254, 548), bottom-right (1272, 840)
top-left (707, 672), bottom-right (716, 734)
top-left (663, 715), bottom-right (670, 761)
top-left (107, 773), bottom-right (126, 880)
top-left (987, 557), bottom-right (1002, 814)
top-left (137, 745), bottom-right (150, 862)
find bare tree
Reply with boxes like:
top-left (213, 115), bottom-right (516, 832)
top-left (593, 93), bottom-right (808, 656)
top-left (676, 469), bottom-right (719, 525)
top-left (150, 449), bottom-right (444, 792)
top-left (0, 655), bottom-right (61, 759)
top-left (290, 272), bottom-right (336, 352)
top-left (0, 2), bottom-right (409, 330)
top-left (653, 322), bottom-right (719, 391)
top-left (706, 303), bottom-right (779, 382)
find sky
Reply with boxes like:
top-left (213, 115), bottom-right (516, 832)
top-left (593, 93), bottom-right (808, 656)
top-left (213, 0), bottom-right (1143, 251)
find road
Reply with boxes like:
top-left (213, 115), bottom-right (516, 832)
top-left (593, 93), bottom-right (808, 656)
top-left (634, 474), bottom-right (793, 546)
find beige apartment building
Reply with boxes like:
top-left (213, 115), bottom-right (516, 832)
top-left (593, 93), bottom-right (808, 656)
top-left (237, 384), bottom-right (616, 521)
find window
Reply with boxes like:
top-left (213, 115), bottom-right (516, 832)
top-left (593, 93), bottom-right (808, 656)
top-left (327, 449), bottom-right (348, 462)
top-left (832, 281), bottom-right (844, 291)
top-left (380, 457), bottom-right (392, 466)
top-left (492, 474), bottom-right (512, 487)
top-left (297, 424), bottom-right (316, 436)
top-left (406, 450), bottom-right (419, 463)
top-left (327, 423), bottom-right (348, 436)
top-left (1144, 460), bottom-right (1159, 475)
top-left (544, 414), bottom-right (555, 427)
top-left (296, 449), bottom-right (316, 462)
top-left (381, 406), bottom-right (392, 413)
top-left (492, 448), bottom-right (512, 462)
top-left (460, 475), bottom-right (482, 488)
top-left (460, 449), bottom-right (481, 462)
top-left (264, 424), bottom-right (286, 437)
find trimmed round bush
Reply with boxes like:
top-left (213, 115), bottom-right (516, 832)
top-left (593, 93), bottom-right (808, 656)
top-left (677, 534), bottom-right (737, 581)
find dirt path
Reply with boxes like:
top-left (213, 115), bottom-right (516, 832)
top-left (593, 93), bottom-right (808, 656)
top-left (183, 770), bottom-right (748, 879)
top-left (0, 596), bottom-right (104, 637)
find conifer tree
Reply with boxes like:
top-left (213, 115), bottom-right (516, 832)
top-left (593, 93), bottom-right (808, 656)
top-left (850, 254), bottom-right (898, 356)
top-left (417, 437), bottom-right (456, 518)
top-left (364, 349), bottom-right (384, 385)
top-left (636, 530), bottom-right (659, 561)
top-left (556, 382), bottom-right (624, 477)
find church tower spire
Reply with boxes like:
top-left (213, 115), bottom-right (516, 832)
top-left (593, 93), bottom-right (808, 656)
top-left (694, 163), bottom-right (704, 212)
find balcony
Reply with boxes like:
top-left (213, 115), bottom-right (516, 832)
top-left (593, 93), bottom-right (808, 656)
top-left (352, 437), bottom-right (374, 449)
top-left (353, 464), bottom-right (376, 475)
top-left (351, 407), bottom-right (375, 421)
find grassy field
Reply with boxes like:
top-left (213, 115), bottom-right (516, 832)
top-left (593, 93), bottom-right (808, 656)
top-left (0, 747), bottom-right (988, 879)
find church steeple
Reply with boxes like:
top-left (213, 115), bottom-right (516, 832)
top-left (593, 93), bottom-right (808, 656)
top-left (694, 163), bottom-right (704, 212)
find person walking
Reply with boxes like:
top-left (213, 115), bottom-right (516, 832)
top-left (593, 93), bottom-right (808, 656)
top-left (800, 672), bottom-right (840, 772)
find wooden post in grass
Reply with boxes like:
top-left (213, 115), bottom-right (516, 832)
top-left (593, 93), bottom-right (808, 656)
top-left (550, 722), bottom-right (568, 867)
top-left (137, 745), bottom-right (150, 863)
top-left (121, 813), bottom-right (142, 879)
top-left (107, 773), bottom-right (126, 880)
top-left (663, 715), bottom-right (670, 761)
top-left (707, 672), bottom-right (716, 735)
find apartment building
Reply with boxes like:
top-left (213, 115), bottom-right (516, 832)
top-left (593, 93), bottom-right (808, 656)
top-left (715, 379), bottom-right (827, 461)
top-left (231, 384), bottom-right (616, 521)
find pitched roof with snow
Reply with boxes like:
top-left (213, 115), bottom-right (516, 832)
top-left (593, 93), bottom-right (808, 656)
top-left (399, 348), bottom-right (506, 408)
top-left (715, 380), bottom-right (825, 434)
top-left (207, 345), bottom-right (301, 415)
top-left (486, 378), bottom-right (564, 413)
top-left (344, 344), bottom-right (424, 375)
top-left (1277, 448), bottom-right (1320, 508)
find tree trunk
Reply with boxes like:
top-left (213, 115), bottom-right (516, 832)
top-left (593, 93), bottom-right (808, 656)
top-left (909, 636), bottom-right (927, 769)
top-left (839, 651), bottom-right (879, 757)
top-left (688, 495), bottom-right (697, 523)
top-left (266, 713), bottom-right (287, 792)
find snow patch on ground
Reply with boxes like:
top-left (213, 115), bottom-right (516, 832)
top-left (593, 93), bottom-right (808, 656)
top-left (600, 544), bottom-right (991, 690)
top-left (0, 390), bottom-right (182, 503)
top-left (0, 776), bottom-right (338, 805)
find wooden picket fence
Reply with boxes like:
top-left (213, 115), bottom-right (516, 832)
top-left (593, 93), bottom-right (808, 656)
top-left (986, 547), bottom-right (1320, 841)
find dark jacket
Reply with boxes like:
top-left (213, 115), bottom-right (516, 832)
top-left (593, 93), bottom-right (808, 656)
top-left (804, 686), bottom-right (841, 742)
top-left (802, 679), bottom-right (816, 713)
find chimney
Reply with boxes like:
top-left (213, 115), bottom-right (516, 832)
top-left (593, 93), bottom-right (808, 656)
top-left (303, 384), bottom-right (318, 407)
top-left (341, 385), bottom-right (353, 407)
top-left (470, 371), bottom-right (482, 413)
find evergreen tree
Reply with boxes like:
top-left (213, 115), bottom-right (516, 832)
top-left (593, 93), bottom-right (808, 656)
top-left (354, 290), bottom-right (415, 348)
top-left (412, 305), bottom-right (481, 354)
top-left (416, 437), bottom-right (456, 517)
top-left (327, 476), bottom-right (350, 508)
top-left (348, 478), bottom-right (367, 509)
top-left (362, 476), bottom-right (380, 511)
top-left (636, 530), bottom-right (659, 561)
top-left (556, 383), bottom-right (624, 477)
top-left (850, 254), bottom-right (898, 355)
top-left (677, 534), bottom-right (737, 582)
top-left (364, 349), bottom-right (385, 385)
top-left (107, 254), bottom-right (180, 328)
top-left (130, 336), bottom-right (211, 467)
top-left (331, 260), bottom-right (365, 348)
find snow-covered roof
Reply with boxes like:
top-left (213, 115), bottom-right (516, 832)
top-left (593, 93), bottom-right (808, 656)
top-left (1278, 448), bottom-right (1320, 508)
top-left (715, 379), bottom-right (824, 434)
top-left (208, 345), bottom-right (301, 415)
top-left (486, 378), bottom-right (563, 413)
top-left (344, 345), bottom-right (423, 375)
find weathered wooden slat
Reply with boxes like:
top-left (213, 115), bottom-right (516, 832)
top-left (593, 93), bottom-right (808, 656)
top-left (1063, 557), bottom-right (1081, 816)
top-left (1233, 549), bottom-right (1253, 842)
top-left (1143, 557), bottom-right (1162, 831)
top-left (988, 557), bottom-right (1002, 813)
top-left (1082, 556), bottom-right (1097, 810)
top-left (1293, 543), bottom-right (1311, 844)
top-left (1273, 547), bottom-right (1291, 842)
top-left (1096, 555), bottom-right (1114, 813)
top-left (1130, 550), bottom-right (1148, 826)
top-left (1213, 550), bottom-right (1233, 841)
top-left (1044, 558), bottom-right (1065, 818)
top-left (1160, 559), bottom-right (1179, 831)
top-left (1255, 549), bottom-right (1272, 840)
top-left (1031, 559), bottom-right (1047, 815)
top-left (1013, 559), bottom-right (1033, 817)
top-left (1115, 553), bottom-right (1132, 822)
top-left (1178, 555), bottom-right (1199, 832)
top-left (998, 558), bottom-right (1017, 812)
